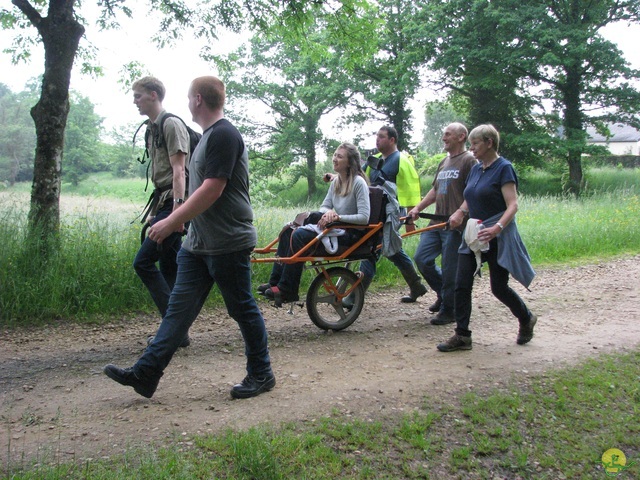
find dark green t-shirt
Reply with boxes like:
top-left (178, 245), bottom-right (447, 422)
top-left (181, 119), bottom-right (256, 255)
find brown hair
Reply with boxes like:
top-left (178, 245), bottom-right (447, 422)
top-left (379, 125), bottom-right (398, 143)
top-left (334, 142), bottom-right (369, 196)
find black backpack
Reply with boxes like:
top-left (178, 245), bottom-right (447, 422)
top-left (132, 114), bottom-right (201, 224)
top-left (133, 113), bottom-right (202, 192)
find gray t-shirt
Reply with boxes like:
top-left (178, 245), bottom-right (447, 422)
top-left (181, 119), bottom-right (256, 255)
top-left (431, 151), bottom-right (477, 226)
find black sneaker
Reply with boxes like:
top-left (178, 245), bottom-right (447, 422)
top-left (437, 334), bottom-right (472, 352)
top-left (264, 286), bottom-right (299, 307)
top-left (103, 364), bottom-right (161, 398)
top-left (400, 283), bottom-right (428, 303)
top-left (430, 311), bottom-right (455, 325)
top-left (428, 298), bottom-right (442, 313)
top-left (146, 335), bottom-right (191, 348)
top-left (231, 373), bottom-right (276, 399)
top-left (517, 313), bottom-right (537, 345)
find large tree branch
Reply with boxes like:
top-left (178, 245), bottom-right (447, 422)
top-left (12, 0), bottom-right (43, 28)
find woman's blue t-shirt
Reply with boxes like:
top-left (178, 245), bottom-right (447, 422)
top-left (463, 157), bottom-right (518, 221)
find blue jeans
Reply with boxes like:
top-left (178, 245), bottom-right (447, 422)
top-left (133, 204), bottom-right (182, 317)
top-left (359, 206), bottom-right (420, 287)
top-left (360, 248), bottom-right (416, 282)
top-left (413, 229), bottom-right (462, 314)
top-left (135, 248), bottom-right (272, 378)
top-left (454, 238), bottom-right (531, 337)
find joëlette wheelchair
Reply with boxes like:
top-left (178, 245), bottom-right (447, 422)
top-left (251, 185), bottom-right (448, 331)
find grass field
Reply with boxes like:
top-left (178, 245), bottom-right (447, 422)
top-left (1, 169), bottom-right (640, 325)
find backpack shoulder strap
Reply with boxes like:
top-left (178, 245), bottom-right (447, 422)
top-left (156, 113), bottom-right (191, 149)
top-left (132, 119), bottom-right (150, 165)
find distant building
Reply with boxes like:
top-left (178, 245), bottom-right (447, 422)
top-left (586, 123), bottom-right (640, 155)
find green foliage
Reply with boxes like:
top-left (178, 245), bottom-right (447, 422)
top-left (420, 99), bottom-right (468, 155)
top-left (421, 0), bottom-right (548, 165)
top-left (63, 92), bottom-right (104, 185)
top-left (0, 82), bottom-right (37, 184)
top-left (346, 0), bottom-right (427, 150)
top-left (0, 83), bottom-right (145, 186)
top-left (103, 122), bottom-right (150, 178)
top-left (209, 27), bottom-right (355, 199)
top-left (420, 0), bottom-right (640, 192)
top-left (414, 151), bottom-right (446, 178)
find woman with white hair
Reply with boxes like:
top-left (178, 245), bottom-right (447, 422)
top-left (437, 124), bottom-right (536, 352)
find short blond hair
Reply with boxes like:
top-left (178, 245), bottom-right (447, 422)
top-left (469, 124), bottom-right (500, 151)
top-left (132, 76), bottom-right (166, 102)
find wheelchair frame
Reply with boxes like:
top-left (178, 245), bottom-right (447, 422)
top-left (252, 202), bottom-right (447, 331)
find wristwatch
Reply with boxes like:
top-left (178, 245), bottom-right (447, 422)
top-left (174, 198), bottom-right (184, 204)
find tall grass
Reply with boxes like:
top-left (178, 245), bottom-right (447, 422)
top-left (0, 193), bottom-right (150, 325)
top-left (520, 166), bottom-right (640, 196)
top-left (2, 170), bottom-right (640, 326)
top-left (61, 172), bottom-right (150, 202)
top-left (518, 190), bottom-right (640, 265)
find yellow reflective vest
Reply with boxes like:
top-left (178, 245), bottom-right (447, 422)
top-left (367, 151), bottom-right (421, 207)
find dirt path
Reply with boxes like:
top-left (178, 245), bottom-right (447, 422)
top-left (2, 256), bottom-right (639, 467)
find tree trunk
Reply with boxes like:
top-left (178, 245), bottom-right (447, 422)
top-left (14, 0), bottom-right (84, 251)
top-left (562, 64), bottom-right (584, 196)
top-left (306, 152), bottom-right (317, 199)
top-left (387, 98), bottom-right (411, 151)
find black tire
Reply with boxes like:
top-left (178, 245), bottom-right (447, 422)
top-left (306, 267), bottom-right (365, 331)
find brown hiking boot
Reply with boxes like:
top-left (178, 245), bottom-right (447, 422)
top-left (517, 313), bottom-right (537, 345)
top-left (437, 334), bottom-right (472, 352)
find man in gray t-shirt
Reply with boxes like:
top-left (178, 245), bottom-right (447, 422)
top-left (104, 76), bottom-right (274, 401)
top-left (408, 123), bottom-right (477, 325)
top-left (181, 118), bottom-right (256, 255)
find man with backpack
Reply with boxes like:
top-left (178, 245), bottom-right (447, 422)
top-left (132, 76), bottom-right (191, 347)
top-left (104, 75), bottom-right (275, 400)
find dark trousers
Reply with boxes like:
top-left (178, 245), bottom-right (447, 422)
top-left (454, 238), bottom-right (531, 337)
top-left (270, 226), bottom-right (358, 294)
top-left (136, 248), bottom-right (271, 378)
top-left (133, 203), bottom-right (182, 317)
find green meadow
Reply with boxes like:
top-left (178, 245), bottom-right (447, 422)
top-left (1, 168), bottom-right (639, 326)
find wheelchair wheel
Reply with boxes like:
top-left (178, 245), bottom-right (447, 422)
top-left (306, 267), bottom-right (365, 331)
